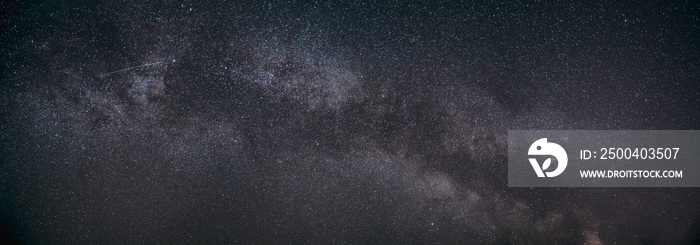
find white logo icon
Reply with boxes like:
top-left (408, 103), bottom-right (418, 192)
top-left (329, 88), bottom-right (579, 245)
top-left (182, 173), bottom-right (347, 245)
top-left (528, 138), bottom-right (568, 177)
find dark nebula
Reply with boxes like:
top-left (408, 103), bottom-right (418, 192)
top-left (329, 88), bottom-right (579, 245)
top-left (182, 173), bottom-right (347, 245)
top-left (1, 1), bottom-right (699, 244)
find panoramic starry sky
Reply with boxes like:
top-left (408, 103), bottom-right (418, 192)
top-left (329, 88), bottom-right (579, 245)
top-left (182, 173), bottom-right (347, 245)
top-left (1, 1), bottom-right (699, 244)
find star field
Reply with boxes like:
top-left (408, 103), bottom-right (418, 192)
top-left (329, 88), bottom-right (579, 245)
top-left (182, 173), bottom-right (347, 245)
top-left (1, 1), bottom-right (699, 244)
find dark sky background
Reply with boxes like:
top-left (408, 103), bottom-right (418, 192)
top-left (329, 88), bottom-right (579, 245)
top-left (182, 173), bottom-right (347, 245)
top-left (1, 0), bottom-right (699, 244)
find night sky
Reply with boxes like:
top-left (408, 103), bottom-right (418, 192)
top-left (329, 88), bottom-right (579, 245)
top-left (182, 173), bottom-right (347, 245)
top-left (1, 1), bottom-right (700, 244)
